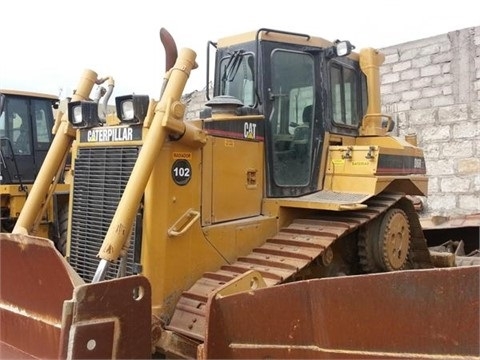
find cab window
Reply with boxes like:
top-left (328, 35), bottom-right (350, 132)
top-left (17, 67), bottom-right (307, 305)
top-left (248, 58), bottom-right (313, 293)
top-left (5, 97), bottom-right (32, 155)
top-left (32, 99), bottom-right (53, 148)
top-left (219, 52), bottom-right (255, 106)
top-left (330, 62), bottom-right (360, 127)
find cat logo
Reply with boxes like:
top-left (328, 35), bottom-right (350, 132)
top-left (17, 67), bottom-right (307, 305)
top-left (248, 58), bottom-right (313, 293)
top-left (244, 122), bottom-right (257, 139)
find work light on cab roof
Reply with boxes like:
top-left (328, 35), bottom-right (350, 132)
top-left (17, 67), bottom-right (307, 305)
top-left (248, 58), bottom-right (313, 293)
top-left (326, 39), bottom-right (355, 58)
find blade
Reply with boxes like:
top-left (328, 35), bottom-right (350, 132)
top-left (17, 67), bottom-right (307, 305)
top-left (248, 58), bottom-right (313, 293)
top-left (202, 266), bottom-right (480, 359)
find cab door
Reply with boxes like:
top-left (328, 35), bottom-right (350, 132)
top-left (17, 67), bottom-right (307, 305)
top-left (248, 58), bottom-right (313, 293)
top-left (263, 47), bottom-right (320, 197)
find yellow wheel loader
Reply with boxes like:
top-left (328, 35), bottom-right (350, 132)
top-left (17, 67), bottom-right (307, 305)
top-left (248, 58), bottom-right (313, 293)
top-left (1, 28), bottom-right (478, 359)
top-left (0, 89), bottom-right (69, 252)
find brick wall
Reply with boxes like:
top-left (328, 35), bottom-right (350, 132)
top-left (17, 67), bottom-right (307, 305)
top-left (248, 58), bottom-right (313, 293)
top-left (380, 26), bottom-right (480, 216)
top-left (183, 26), bottom-right (480, 217)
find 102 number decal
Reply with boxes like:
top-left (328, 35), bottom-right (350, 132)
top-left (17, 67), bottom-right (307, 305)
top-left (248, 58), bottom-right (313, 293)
top-left (172, 159), bottom-right (192, 185)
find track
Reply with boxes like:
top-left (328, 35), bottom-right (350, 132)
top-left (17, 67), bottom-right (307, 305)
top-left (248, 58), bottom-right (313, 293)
top-left (165, 193), bottom-right (431, 344)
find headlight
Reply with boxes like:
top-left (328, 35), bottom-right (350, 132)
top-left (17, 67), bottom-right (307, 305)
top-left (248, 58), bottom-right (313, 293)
top-left (115, 94), bottom-right (149, 124)
top-left (121, 100), bottom-right (135, 122)
top-left (72, 105), bottom-right (83, 124)
top-left (67, 101), bottom-right (101, 129)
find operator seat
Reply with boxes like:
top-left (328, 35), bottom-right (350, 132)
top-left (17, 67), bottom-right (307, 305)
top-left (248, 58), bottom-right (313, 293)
top-left (291, 105), bottom-right (312, 158)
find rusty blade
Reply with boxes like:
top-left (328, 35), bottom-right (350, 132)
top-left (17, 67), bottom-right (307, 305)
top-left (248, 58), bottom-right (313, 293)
top-left (60, 276), bottom-right (152, 359)
top-left (0, 233), bottom-right (152, 359)
top-left (201, 266), bottom-right (480, 359)
top-left (0, 233), bottom-right (82, 359)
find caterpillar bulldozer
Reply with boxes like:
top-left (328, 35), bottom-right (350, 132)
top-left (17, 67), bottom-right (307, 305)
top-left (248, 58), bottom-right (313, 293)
top-left (1, 28), bottom-right (478, 359)
top-left (0, 89), bottom-right (70, 252)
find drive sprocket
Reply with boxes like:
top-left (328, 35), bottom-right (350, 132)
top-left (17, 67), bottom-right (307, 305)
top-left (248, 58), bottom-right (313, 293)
top-left (358, 207), bottom-right (411, 272)
top-left (379, 208), bottom-right (411, 271)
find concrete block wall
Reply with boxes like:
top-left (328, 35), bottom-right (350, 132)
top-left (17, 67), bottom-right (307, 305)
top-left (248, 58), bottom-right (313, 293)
top-left (183, 87), bottom-right (211, 121)
top-left (183, 26), bottom-right (480, 217)
top-left (380, 26), bottom-right (480, 216)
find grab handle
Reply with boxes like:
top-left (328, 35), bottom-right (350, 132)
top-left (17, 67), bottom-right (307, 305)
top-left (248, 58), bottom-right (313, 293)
top-left (168, 209), bottom-right (200, 237)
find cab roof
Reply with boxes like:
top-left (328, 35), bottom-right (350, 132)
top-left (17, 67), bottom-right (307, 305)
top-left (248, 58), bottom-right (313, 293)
top-left (0, 89), bottom-right (58, 101)
top-left (216, 28), bottom-right (360, 60)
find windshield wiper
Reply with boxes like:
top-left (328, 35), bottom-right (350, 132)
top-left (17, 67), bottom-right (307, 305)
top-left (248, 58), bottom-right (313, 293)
top-left (222, 50), bottom-right (244, 83)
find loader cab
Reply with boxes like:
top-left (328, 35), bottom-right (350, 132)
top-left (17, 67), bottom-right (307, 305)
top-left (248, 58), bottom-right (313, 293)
top-left (208, 29), bottom-right (368, 197)
top-left (0, 90), bottom-right (58, 184)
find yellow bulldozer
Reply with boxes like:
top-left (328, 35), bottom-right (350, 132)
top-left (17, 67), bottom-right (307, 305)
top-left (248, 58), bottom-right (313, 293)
top-left (1, 28), bottom-right (478, 359)
top-left (0, 89), bottom-right (70, 251)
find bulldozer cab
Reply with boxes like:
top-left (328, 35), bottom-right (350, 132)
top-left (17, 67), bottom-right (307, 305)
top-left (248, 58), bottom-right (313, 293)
top-left (206, 29), bottom-right (365, 197)
top-left (0, 90), bottom-right (58, 184)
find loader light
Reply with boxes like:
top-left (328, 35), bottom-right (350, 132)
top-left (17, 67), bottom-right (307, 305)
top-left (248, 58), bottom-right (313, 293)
top-left (325, 40), bottom-right (355, 58)
top-left (67, 101), bottom-right (101, 129)
top-left (115, 94), bottom-right (149, 124)
top-left (335, 40), bottom-right (354, 56)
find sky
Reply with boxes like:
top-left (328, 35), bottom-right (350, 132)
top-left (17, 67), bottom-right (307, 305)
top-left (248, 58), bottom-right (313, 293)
top-left (1, 0), bottom-right (478, 102)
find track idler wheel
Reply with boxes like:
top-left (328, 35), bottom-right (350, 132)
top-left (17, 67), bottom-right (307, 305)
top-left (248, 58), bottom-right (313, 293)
top-left (359, 208), bottom-right (411, 272)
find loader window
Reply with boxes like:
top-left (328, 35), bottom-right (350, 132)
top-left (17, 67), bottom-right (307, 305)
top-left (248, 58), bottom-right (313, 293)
top-left (32, 99), bottom-right (53, 148)
top-left (330, 62), bottom-right (359, 127)
top-left (219, 52), bottom-right (255, 106)
top-left (5, 98), bottom-right (32, 155)
top-left (269, 49), bottom-right (314, 186)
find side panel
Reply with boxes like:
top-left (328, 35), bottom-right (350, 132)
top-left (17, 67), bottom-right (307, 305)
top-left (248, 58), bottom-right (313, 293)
top-left (210, 137), bottom-right (263, 223)
top-left (143, 138), bottom-right (275, 322)
top-left (323, 136), bottom-right (428, 196)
